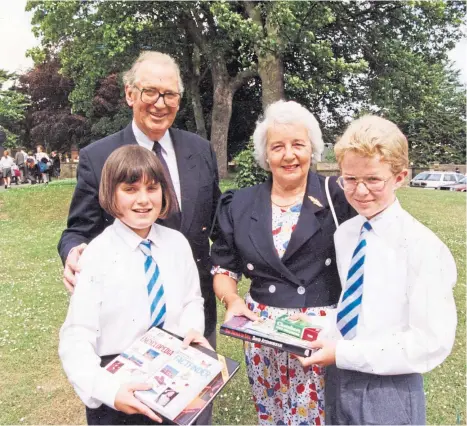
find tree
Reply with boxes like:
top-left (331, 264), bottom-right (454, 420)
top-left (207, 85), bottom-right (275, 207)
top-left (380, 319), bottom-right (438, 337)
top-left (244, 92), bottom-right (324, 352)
top-left (17, 58), bottom-right (90, 152)
top-left (212, 1), bottom-right (466, 148)
top-left (0, 70), bottom-right (29, 148)
top-left (27, 1), bottom-right (257, 177)
top-left (373, 63), bottom-right (466, 165)
top-left (26, 1), bottom-right (466, 171)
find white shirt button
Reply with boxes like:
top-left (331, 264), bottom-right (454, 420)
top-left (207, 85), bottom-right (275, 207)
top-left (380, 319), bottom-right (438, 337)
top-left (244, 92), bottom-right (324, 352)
top-left (247, 263), bottom-right (254, 271)
top-left (297, 286), bottom-right (306, 295)
top-left (268, 285), bottom-right (276, 293)
top-left (325, 258), bottom-right (332, 266)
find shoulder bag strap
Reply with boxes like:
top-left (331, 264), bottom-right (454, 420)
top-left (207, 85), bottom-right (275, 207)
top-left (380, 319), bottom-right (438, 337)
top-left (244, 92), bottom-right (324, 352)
top-left (325, 176), bottom-right (339, 229)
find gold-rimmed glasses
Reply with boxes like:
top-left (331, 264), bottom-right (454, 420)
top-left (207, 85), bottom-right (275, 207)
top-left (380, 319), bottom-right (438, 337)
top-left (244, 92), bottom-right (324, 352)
top-left (337, 175), bottom-right (393, 192)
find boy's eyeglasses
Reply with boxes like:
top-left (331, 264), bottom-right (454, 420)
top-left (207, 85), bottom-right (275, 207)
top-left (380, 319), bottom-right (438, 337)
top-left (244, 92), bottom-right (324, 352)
top-left (337, 175), bottom-right (393, 192)
top-left (134, 86), bottom-right (181, 108)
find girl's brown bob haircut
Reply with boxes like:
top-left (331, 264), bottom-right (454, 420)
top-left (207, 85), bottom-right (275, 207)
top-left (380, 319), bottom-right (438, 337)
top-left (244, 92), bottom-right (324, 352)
top-left (99, 145), bottom-right (174, 219)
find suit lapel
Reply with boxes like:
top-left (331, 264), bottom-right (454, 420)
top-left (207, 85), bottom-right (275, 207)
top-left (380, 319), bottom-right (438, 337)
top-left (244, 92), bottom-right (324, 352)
top-left (249, 178), bottom-right (301, 285)
top-left (170, 128), bottom-right (199, 233)
top-left (123, 123), bottom-right (138, 146)
top-left (281, 171), bottom-right (325, 263)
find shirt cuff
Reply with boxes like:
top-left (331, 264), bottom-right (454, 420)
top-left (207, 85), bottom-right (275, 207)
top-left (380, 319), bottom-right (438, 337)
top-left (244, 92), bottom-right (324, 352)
top-left (93, 366), bottom-right (122, 410)
top-left (335, 339), bottom-right (364, 372)
top-left (210, 266), bottom-right (240, 281)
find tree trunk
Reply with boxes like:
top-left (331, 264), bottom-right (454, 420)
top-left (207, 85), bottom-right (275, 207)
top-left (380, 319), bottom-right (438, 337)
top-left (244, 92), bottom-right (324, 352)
top-left (210, 60), bottom-right (232, 179)
top-left (258, 53), bottom-right (284, 108)
top-left (245, 1), bottom-right (284, 110)
top-left (190, 45), bottom-right (207, 139)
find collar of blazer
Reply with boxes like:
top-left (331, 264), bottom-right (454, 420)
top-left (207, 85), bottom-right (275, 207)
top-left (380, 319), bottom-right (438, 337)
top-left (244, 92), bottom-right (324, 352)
top-left (248, 171), bottom-right (326, 284)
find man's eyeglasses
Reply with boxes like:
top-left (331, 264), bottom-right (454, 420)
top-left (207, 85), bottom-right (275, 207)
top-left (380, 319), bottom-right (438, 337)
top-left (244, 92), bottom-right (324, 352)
top-left (134, 86), bottom-right (181, 108)
top-left (337, 175), bottom-right (393, 192)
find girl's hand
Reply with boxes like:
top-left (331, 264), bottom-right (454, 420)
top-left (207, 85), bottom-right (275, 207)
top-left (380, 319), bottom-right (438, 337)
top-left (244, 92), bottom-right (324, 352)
top-left (296, 339), bottom-right (337, 367)
top-left (114, 383), bottom-right (162, 423)
top-left (182, 328), bottom-right (214, 351)
top-left (224, 295), bottom-right (259, 322)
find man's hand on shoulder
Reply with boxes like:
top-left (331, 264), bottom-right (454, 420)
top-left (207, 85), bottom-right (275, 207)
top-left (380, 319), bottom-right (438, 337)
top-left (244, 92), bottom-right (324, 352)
top-left (63, 243), bottom-right (87, 293)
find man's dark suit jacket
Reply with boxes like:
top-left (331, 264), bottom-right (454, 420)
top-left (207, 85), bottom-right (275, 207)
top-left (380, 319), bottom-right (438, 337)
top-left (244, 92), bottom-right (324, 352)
top-left (58, 124), bottom-right (221, 336)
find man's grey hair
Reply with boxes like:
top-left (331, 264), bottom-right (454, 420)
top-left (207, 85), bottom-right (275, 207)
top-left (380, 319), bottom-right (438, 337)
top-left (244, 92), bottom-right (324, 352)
top-left (252, 100), bottom-right (324, 171)
top-left (122, 51), bottom-right (184, 96)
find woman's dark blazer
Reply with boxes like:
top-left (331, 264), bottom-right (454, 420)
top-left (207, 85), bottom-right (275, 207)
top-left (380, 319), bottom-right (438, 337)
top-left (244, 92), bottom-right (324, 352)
top-left (210, 171), bottom-right (356, 309)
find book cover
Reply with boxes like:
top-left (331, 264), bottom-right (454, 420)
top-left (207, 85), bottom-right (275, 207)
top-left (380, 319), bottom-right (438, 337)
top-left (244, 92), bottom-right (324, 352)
top-left (220, 315), bottom-right (318, 357)
top-left (274, 314), bottom-right (325, 342)
top-left (104, 327), bottom-right (239, 425)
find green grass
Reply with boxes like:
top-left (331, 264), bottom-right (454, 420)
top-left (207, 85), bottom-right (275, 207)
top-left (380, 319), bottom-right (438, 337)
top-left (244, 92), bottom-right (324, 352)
top-left (0, 183), bottom-right (464, 425)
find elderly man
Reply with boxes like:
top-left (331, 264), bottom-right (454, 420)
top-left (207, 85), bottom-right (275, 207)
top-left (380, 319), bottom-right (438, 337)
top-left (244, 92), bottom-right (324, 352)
top-left (58, 51), bottom-right (221, 424)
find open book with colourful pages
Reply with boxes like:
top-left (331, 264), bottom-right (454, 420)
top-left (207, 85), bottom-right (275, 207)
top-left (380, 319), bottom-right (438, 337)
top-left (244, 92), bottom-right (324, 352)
top-left (220, 315), bottom-right (329, 357)
top-left (104, 327), bottom-right (239, 425)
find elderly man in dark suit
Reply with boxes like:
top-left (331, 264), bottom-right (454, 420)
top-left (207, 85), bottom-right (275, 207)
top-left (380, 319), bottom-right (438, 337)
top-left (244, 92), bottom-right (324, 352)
top-left (58, 52), bottom-right (221, 422)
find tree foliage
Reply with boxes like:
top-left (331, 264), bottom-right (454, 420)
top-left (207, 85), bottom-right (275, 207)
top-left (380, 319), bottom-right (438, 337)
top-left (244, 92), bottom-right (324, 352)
top-left (17, 58), bottom-right (90, 152)
top-left (0, 70), bottom-right (29, 148)
top-left (25, 0), bottom-right (466, 169)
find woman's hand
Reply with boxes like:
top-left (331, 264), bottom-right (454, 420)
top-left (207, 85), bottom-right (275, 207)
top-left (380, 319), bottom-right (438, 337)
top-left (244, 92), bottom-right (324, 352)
top-left (224, 294), bottom-right (259, 322)
top-left (296, 339), bottom-right (337, 367)
top-left (182, 328), bottom-right (214, 351)
top-left (114, 383), bottom-right (163, 423)
top-left (288, 312), bottom-right (312, 322)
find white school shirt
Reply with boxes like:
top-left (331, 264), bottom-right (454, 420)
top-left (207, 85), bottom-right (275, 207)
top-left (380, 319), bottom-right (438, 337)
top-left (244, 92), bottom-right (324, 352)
top-left (333, 199), bottom-right (457, 375)
top-left (0, 155), bottom-right (14, 168)
top-left (132, 120), bottom-right (182, 208)
top-left (59, 219), bottom-right (204, 410)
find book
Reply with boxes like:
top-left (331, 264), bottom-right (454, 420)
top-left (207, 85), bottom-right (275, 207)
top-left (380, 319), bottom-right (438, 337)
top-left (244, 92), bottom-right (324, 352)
top-left (274, 314), bottom-right (324, 342)
top-left (220, 315), bottom-right (326, 357)
top-left (104, 327), bottom-right (239, 425)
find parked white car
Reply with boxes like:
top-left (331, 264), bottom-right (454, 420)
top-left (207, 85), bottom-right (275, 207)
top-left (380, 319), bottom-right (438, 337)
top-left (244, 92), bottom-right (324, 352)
top-left (409, 171), bottom-right (464, 189)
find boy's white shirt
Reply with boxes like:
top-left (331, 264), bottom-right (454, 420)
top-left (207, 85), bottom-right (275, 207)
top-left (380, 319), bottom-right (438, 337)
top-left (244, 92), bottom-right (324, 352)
top-left (329, 198), bottom-right (457, 375)
top-left (59, 219), bottom-right (204, 409)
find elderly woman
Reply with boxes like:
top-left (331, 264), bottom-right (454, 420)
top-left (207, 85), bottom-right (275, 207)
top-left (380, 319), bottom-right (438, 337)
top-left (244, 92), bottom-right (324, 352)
top-left (210, 100), bottom-right (355, 425)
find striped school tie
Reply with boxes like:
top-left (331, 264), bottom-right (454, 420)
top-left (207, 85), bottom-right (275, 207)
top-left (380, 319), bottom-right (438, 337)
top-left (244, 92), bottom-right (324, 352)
top-left (139, 240), bottom-right (166, 329)
top-left (337, 221), bottom-right (372, 339)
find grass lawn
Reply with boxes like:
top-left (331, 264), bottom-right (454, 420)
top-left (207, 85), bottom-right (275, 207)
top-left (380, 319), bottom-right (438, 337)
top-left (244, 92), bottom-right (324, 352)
top-left (0, 180), bottom-right (465, 425)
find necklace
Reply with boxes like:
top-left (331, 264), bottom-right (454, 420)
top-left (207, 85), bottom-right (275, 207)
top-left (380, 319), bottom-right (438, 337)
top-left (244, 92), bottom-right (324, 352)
top-left (271, 193), bottom-right (304, 208)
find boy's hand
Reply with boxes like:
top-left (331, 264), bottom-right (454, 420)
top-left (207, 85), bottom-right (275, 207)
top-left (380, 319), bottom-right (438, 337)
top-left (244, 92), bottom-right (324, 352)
top-left (114, 383), bottom-right (162, 423)
top-left (182, 328), bottom-right (214, 351)
top-left (296, 339), bottom-right (337, 367)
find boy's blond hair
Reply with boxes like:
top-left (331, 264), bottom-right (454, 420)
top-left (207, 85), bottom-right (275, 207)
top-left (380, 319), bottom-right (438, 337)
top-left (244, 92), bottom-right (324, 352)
top-left (334, 115), bottom-right (409, 174)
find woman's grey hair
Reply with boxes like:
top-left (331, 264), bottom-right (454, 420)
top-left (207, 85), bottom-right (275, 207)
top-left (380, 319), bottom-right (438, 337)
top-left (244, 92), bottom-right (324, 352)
top-left (252, 100), bottom-right (324, 171)
top-left (122, 51), bottom-right (184, 96)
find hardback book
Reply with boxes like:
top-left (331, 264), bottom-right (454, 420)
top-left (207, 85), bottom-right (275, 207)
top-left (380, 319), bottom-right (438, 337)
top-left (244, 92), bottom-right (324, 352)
top-left (104, 327), bottom-right (239, 425)
top-left (274, 314), bottom-right (323, 342)
top-left (220, 315), bottom-right (327, 357)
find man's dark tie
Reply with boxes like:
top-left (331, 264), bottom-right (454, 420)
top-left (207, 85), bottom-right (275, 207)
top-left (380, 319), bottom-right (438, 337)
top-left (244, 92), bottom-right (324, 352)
top-left (152, 141), bottom-right (181, 230)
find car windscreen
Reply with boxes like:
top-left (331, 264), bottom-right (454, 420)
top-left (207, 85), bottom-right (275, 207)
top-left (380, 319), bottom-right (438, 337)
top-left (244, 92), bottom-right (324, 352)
top-left (414, 173), bottom-right (430, 180)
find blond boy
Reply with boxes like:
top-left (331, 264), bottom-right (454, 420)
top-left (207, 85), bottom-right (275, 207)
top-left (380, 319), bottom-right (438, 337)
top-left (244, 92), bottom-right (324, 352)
top-left (297, 115), bottom-right (457, 424)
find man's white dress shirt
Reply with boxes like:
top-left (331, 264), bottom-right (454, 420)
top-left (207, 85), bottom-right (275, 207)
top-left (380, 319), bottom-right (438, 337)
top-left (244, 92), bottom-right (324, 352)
top-left (132, 120), bottom-right (182, 207)
top-left (59, 219), bottom-right (204, 409)
top-left (333, 199), bottom-right (457, 375)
